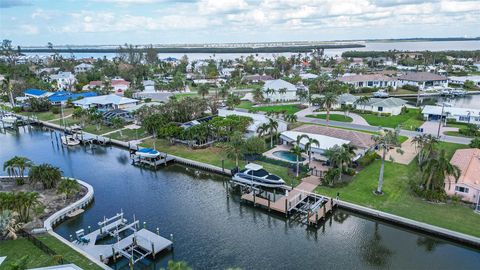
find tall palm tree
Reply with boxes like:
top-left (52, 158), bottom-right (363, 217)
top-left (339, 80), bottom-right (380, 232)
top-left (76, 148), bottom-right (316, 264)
top-left (252, 87), bottom-right (264, 103)
top-left (299, 134), bottom-right (319, 164)
top-left (1, 76), bottom-right (15, 107)
top-left (372, 128), bottom-right (402, 194)
top-left (283, 114), bottom-right (297, 123)
top-left (218, 85), bottom-right (229, 100)
top-left (422, 149), bottom-right (460, 191)
top-left (28, 164), bottom-right (63, 189)
top-left (197, 84), bottom-right (209, 98)
top-left (278, 87), bottom-right (287, 96)
top-left (267, 118), bottom-right (278, 148)
top-left (318, 92), bottom-right (338, 126)
top-left (3, 156), bottom-right (33, 184)
top-left (290, 135), bottom-right (305, 178)
top-left (223, 132), bottom-right (245, 167)
top-left (57, 179), bottom-right (81, 201)
top-left (411, 134), bottom-right (439, 167)
top-left (256, 123), bottom-right (269, 137)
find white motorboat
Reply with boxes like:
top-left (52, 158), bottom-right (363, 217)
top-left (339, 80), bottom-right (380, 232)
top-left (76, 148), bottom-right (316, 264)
top-left (1, 114), bottom-right (17, 125)
top-left (135, 148), bottom-right (161, 158)
top-left (61, 135), bottom-right (81, 146)
top-left (232, 163), bottom-right (286, 188)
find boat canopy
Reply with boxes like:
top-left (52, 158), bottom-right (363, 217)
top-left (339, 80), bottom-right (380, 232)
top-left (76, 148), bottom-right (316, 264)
top-left (245, 163), bottom-right (263, 171)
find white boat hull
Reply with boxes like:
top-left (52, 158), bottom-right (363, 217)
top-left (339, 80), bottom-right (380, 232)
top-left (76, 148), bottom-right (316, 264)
top-left (232, 175), bottom-right (286, 188)
top-left (61, 135), bottom-right (81, 146)
top-left (1, 116), bottom-right (17, 124)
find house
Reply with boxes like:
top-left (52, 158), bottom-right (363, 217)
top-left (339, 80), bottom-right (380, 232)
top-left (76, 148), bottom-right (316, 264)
top-left (280, 130), bottom-right (350, 160)
top-left (293, 125), bottom-right (376, 160)
top-left (398, 72), bottom-right (448, 90)
top-left (262, 79), bottom-right (299, 102)
top-left (49, 72), bottom-right (76, 90)
top-left (421, 105), bottom-right (480, 125)
top-left (348, 58), bottom-right (365, 68)
top-left (335, 93), bottom-right (359, 108)
top-left (339, 74), bottom-right (398, 89)
top-left (299, 73), bottom-right (318, 80)
top-left (355, 97), bottom-right (407, 116)
top-left (218, 109), bottom-right (288, 137)
top-left (445, 148), bottom-right (480, 204)
top-left (143, 80), bottom-right (155, 92)
top-left (74, 63), bottom-right (94, 73)
top-left (73, 94), bottom-right (139, 111)
top-left (24, 89), bottom-right (53, 99)
top-left (448, 76), bottom-right (480, 87)
top-left (242, 74), bottom-right (273, 83)
top-left (83, 78), bottom-right (130, 95)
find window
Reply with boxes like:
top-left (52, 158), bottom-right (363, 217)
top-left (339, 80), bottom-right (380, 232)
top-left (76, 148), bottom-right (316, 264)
top-left (455, 186), bottom-right (469, 193)
top-left (378, 107), bottom-right (383, 112)
top-left (367, 81), bottom-right (373, 87)
top-left (459, 116), bottom-right (469, 122)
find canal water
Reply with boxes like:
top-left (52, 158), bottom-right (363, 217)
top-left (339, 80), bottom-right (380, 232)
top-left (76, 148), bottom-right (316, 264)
top-left (406, 94), bottom-right (480, 110)
top-left (1, 127), bottom-right (479, 269)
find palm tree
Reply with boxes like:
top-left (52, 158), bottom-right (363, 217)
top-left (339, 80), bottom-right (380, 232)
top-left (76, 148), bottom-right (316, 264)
top-left (299, 134), bottom-right (319, 164)
top-left (290, 135), bottom-right (305, 178)
top-left (197, 84), bottom-right (209, 98)
top-left (372, 128), bottom-right (402, 194)
top-left (1, 76), bottom-right (15, 107)
top-left (256, 123), bottom-right (269, 137)
top-left (110, 117), bottom-right (125, 137)
top-left (3, 156), bottom-right (33, 184)
top-left (354, 96), bottom-right (370, 113)
top-left (88, 108), bottom-right (103, 131)
top-left (318, 92), bottom-right (338, 126)
top-left (411, 134), bottom-right (438, 167)
top-left (219, 85), bottom-right (229, 99)
top-left (278, 87), bottom-right (287, 96)
top-left (265, 88), bottom-right (276, 98)
top-left (57, 179), bottom-right (80, 201)
top-left (422, 149), bottom-right (460, 192)
top-left (223, 132), bottom-right (245, 167)
top-left (283, 114), bottom-right (297, 123)
top-left (252, 86), bottom-right (264, 103)
top-left (28, 164), bottom-right (63, 189)
top-left (267, 118), bottom-right (278, 148)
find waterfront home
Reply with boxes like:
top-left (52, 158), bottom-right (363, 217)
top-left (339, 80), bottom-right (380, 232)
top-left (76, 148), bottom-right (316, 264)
top-left (353, 97), bottom-right (407, 116)
top-left (348, 58), bottom-right (365, 68)
top-left (23, 89), bottom-right (97, 105)
top-left (73, 94), bottom-right (139, 110)
top-left (445, 148), bottom-right (480, 204)
top-left (24, 88), bottom-right (53, 99)
top-left (421, 105), bottom-right (480, 125)
top-left (398, 72), bottom-right (448, 90)
top-left (263, 79), bottom-right (299, 102)
top-left (334, 93), bottom-right (358, 108)
top-left (49, 71), bottom-right (76, 90)
top-left (339, 74), bottom-right (398, 89)
top-left (293, 125), bottom-right (375, 160)
top-left (83, 78), bottom-right (130, 95)
top-left (448, 76), bottom-right (480, 87)
top-left (279, 130), bottom-right (350, 161)
top-left (242, 74), bottom-right (274, 83)
top-left (74, 63), bottom-right (94, 73)
top-left (218, 109), bottom-right (288, 137)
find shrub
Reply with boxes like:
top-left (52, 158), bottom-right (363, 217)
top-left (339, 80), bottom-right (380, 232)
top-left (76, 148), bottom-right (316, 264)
top-left (357, 151), bottom-right (379, 167)
top-left (343, 167), bottom-right (356, 176)
top-left (12, 107), bottom-right (23, 113)
top-left (469, 137), bottom-right (480, 148)
top-left (51, 106), bottom-right (60, 114)
top-left (402, 84), bottom-right (419, 91)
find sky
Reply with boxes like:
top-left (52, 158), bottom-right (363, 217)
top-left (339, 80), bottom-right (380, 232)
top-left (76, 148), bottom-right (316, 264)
top-left (0, 0), bottom-right (479, 46)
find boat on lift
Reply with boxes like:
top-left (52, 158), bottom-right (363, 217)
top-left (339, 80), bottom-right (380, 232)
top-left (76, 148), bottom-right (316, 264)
top-left (61, 135), bottom-right (81, 146)
top-left (135, 148), bottom-right (161, 158)
top-left (232, 163), bottom-right (286, 188)
top-left (1, 114), bottom-right (18, 125)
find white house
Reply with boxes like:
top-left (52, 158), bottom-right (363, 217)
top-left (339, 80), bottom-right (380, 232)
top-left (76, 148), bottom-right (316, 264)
top-left (280, 130), bottom-right (350, 160)
top-left (143, 80), bottom-right (155, 92)
top-left (355, 97), bottom-right (407, 115)
top-left (448, 76), bottom-right (480, 87)
top-left (74, 63), bottom-right (94, 73)
top-left (339, 74), bottom-right (397, 89)
top-left (49, 72), bottom-right (76, 90)
top-left (218, 109), bottom-right (288, 137)
top-left (262, 79), bottom-right (299, 102)
top-left (422, 105), bottom-right (480, 125)
top-left (73, 94), bottom-right (139, 111)
top-left (398, 72), bottom-right (448, 90)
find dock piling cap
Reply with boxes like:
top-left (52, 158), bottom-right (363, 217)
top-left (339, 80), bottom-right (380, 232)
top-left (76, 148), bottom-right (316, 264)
top-left (245, 163), bottom-right (263, 171)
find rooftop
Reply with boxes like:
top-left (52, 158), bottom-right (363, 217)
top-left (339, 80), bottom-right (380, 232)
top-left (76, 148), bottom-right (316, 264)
top-left (422, 105), bottom-right (480, 117)
top-left (263, 79), bottom-right (297, 91)
top-left (339, 74), bottom-right (395, 82)
top-left (281, 130), bottom-right (350, 151)
top-left (294, 125), bottom-right (375, 149)
top-left (364, 97), bottom-right (407, 108)
top-left (399, 72), bottom-right (447, 82)
top-left (447, 148), bottom-right (480, 189)
top-left (48, 91), bottom-right (97, 103)
top-left (73, 94), bottom-right (138, 106)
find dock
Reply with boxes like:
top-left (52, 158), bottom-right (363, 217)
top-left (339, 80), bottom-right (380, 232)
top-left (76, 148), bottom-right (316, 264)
top-left (238, 177), bottom-right (337, 227)
top-left (71, 212), bottom-right (172, 266)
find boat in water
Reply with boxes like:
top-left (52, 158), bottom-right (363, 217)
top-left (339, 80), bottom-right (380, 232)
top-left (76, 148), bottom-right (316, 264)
top-left (61, 135), bottom-right (81, 146)
top-left (232, 163), bottom-right (286, 188)
top-left (0, 114), bottom-right (18, 125)
top-left (135, 148), bottom-right (161, 158)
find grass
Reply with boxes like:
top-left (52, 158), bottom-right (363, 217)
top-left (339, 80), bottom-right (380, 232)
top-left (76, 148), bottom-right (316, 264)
top-left (236, 101), bottom-right (303, 114)
top-left (443, 131), bottom-right (472, 138)
top-left (140, 139), bottom-right (297, 186)
top-left (50, 117), bottom-right (82, 126)
top-left (82, 124), bottom-right (120, 135)
top-left (236, 101), bottom-right (254, 110)
top-left (106, 127), bottom-right (150, 141)
top-left (306, 114), bottom-right (353, 123)
top-left (19, 108), bottom-right (74, 122)
top-left (0, 234), bottom-right (102, 270)
top-left (316, 142), bottom-right (480, 237)
top-left (357, 109), bottom-right (424, 131)
top-left (174, 92), bottom-right (199, 100)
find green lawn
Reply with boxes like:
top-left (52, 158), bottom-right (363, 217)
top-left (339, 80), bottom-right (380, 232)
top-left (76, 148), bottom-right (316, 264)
top-left (19, 108), bottom-right (74, 122)
top-left (443, 131), bottom-right (472, 138)
top-left (107, 127), bottom-right (150, 141)
top-left (357, 109), bottom-right (424, 131)
top-left (82, 124), bottom-right (120, 135)
top-left (236, 101), bottom-right (254, 110)
top-left (50, 117), bottom-right (82, 126)
top-left (236, 101), bottom-right (303, 114)
top-left (0, 234), bottom-right (102, 270)
top-left (174, 92), bottom-right (199, 100)
top-left (306, 114), bottom-right (353, 123)
top-left (141, 139), bottom-right (297, 186)
top-left (316, 142), bottom-right (480, 237)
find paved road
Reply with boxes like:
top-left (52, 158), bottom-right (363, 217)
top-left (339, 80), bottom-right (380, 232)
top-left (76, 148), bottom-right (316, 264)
top-left (295, 107), bottom-right (472, 145)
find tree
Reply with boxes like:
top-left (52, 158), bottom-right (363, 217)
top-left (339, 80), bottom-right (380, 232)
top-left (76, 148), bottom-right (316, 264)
top-left (226, 93), bottom-right (240, 109)
top-left (88, 108), bottom-right (103, 131)
top-left (223, 132), bottom-right (245, 167)
top-left (354, 96), bottom-right (370, 113)
top-left (161, 260), bottom-right (192, 270)
top-left (57, 179), bottom-right (80, 201)
top-left (290, 135), bottom-right (304, 177)
top-left (469, 137), bottom-right (480, 148)
top-left (422, 149), bottom-right (460, 192)
top-left (197, 84), bottom-right (209, 98)
top-left (267, 118), bottom-right (278, 148)
top-left (72, 107), bottom-right (89, 127)
top-left (1, 76), bottom-right (15, 107)
top-left (372, 129), bottom-right (402, 194)
top-left (411, 134), bottom-right (438, 167)
top-left (283, 114), bottom-right (297, 123)
top-left (317, 92), bottom-right (338, 125)
top-left (110, 117), bottom-right (125, 137)
top-left (243, 136), bottom-right (266, 155)
top-left (299, 134), bottom-right (319, 164)
top-left (145, 45), bottom-right (158, 64)
top-left (252, 86), bottom-right (264, 103)
top-left (3, 156), bottom-right (33, 185)
top-left (28, 164), bottom-right (62, 189)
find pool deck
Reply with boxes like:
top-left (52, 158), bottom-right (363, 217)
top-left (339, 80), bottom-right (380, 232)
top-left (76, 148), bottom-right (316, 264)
top-left (262, 144), bottom-right (308, 165)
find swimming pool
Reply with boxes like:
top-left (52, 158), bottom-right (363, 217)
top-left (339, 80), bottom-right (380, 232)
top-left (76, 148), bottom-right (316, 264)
top-left (272, 150), bottom-right (306, 162)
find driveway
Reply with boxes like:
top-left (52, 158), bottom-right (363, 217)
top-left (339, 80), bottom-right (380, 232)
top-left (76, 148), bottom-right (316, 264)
top-left (420, 121), bottom-right (459, 136)
top-left (378, 137), bottom-right (418, 165)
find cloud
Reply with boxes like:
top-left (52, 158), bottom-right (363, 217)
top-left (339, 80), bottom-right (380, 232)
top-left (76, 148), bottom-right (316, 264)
top-left (198, 0), bottom-right (248, 14)
top-left (0, 0), bottom-right (31, 8)
top-left (19, 24), bottom-right (38, 34)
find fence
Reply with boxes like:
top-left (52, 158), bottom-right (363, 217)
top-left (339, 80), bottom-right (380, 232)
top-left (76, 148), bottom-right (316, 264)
top-left (19, 229), bottom-right (68, 265)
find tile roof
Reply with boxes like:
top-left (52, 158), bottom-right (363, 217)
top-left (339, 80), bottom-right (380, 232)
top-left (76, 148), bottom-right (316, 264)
top-left (399, 72), bottom-right (447, 82)
top-left (447, 148), bottom-right (480, 189)
top-left (364, 97), bottom-right (407, 108)
top-left (339, 74), bottom-right (395, 82)
top-left (293, 125), bottom-right (375, 149)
